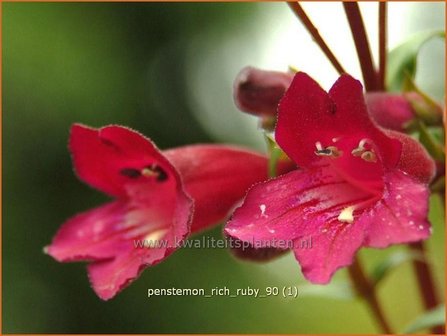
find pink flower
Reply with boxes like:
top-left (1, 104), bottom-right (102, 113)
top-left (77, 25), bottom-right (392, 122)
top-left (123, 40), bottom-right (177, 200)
top-left (46, 124), bottom-right (270, 300)
top-left (225, 73), bottom-right (435, 284)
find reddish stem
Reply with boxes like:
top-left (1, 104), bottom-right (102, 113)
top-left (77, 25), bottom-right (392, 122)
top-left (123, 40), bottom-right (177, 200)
top-left (409, 241), bottom-right (445, 334)
top-left (343, 2), bottom-right (379, 91)
top-left (348, 256), bottom-right (393, 334)
top-left (288, 2), bottom-right (346, 75)
top-left (378, 2), bottom-right (387, 91)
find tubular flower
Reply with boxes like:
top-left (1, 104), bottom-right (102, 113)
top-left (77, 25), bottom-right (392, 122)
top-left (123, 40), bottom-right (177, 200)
top-left (46, 124), bottom-right (270, 300)
top-left (225, 73), bottom-right (435, 284)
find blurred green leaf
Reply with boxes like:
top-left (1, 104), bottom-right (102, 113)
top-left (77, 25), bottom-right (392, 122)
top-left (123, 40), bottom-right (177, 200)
top-left (402, 75), bottom-right (444, 126)
top-left (371, 250), bottom-right (423, 286)
top-left (387, 30), bottom-right (445, 92)
top-left (299, 282), bottom-right (355, 301)
top-left (416, 121), bottom-right (445, 162)
top-left (401, 304), bottom-right (445, 334)
top-left (265, 134), bottom-right (288, 178)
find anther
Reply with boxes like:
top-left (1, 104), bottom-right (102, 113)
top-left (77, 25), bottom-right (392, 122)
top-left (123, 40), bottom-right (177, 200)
top-left (315, 142), bottom-right (342, 158)
top-left (361, 151), bottom-right (377, 163)
top-left (142, 164), bottom-right (168, 182)
top-left (141, 167), bottom-right (157, 177)
top-left (351, 138), bottom-right (377, 163)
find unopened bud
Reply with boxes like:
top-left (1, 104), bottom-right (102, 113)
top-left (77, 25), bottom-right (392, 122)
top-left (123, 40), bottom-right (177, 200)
top-left (365, 92), bottom-right (415, 132)
top-left (234, 67), bottom-right (293, 119)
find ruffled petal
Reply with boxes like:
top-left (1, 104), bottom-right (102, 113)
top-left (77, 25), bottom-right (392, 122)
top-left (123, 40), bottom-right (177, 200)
top-left (276, 72), bottom-right (332, 168)
top-left (328, 76), bottom-right (402, 169)
top-left (292, 215), bottom-right (367, 284)
top-left (385, 130), bottom-right (436, 184)
top-left (225, 168), bottom-right (377, 248)
top-left (87, 248), bottom-right (165, 301)
top-left (46, 201), bottom-right (133, 261)
top-left (364, 170), bottom-right (431, 248)
top-left (69, 124), bottom-right (181, 198)
top-left (164, 144), bottom-right (270, 233)
top-left (276, 73), bottom-right (401, 172)
top-left (85, 190), bottom-right (192, 300)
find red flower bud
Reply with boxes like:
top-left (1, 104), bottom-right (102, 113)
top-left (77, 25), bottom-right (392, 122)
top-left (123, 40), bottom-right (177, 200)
top-left (365, 92), bottom-right (415, 131)
top-left (233, 67), bottom-right (293, 118)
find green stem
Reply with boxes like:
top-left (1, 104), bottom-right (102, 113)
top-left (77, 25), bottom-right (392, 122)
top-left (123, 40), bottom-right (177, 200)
top-left (348, 256), bottom-right (393, 334)
top-left (409, 241), bottom-right (445, 334)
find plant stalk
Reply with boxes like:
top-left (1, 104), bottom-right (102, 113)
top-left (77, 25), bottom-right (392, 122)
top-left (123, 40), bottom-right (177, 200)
top-left (348, 256), bottom-right (393, 334)
top-left (378, 2), bottom-right (387, 91)
top-left (288, 2), bottom-right (346, 75)
top-left (409, 241), bottom-right (445, 334)
top-left (343, 2), bottom-right (379, 91)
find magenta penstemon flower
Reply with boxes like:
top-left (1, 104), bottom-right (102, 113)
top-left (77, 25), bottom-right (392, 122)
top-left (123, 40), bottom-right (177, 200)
top-left (46, 124), bottom-right (271, 300)
top-left (225, 72), bottom-right (436, 284)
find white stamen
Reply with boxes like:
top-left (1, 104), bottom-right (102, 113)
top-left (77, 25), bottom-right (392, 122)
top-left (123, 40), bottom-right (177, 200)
top-left (358, 138), bottom-right (368, 149)
top-left (338, 206), bottom-right (355, 224)
top-left (259, 204), bottom-right (267, 218)
top-left (315, 141), bottom-right (324, 151)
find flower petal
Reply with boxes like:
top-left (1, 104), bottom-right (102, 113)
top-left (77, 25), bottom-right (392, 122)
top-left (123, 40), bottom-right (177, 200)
top-left (276, 73), bottom-right (401, 171)
top-left (85, 192), bottom-right (191, 300)
top-left (328, 75), bottom-right (402, 169)
top-left (164, 144), bottom-right (270, 233)
top-left (292, 215), bottom-right (367, 284)
top-left (385, 130), bottom-right (436, 184)
top-left (46, 201), bottom-right (132, 262)
top-left (87, 248), bottom-right (165, 301)
top-left (276, 72), bottom-right (332, 168)
top-left (225, 168), bottom-right (376, 248)
top-left (69, 124), bottom-right (180, 198)
top-left (363, 170), bottom-right (431, 248)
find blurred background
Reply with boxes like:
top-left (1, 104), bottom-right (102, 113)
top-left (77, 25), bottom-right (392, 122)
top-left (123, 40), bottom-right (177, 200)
top-left (3, 2), bottom-right (445, 333)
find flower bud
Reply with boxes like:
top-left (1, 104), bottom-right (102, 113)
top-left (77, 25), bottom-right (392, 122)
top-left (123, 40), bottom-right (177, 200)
top-left (365, 92), bottom-right (415, 131)
top-left (233, 67), bottom-right (293, 118)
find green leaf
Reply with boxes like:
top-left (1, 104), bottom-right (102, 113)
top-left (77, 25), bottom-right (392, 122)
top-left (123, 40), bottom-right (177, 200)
top-left (264, 134), bottom-right (289, 178)
top-left (371, 250), bottom-right (423, 286)
top-left (416, 121), bottom-right (445, 162)
top-left (401, 304), bottom-right (445, 334)
top-left (402, 75), bottom-right (444, 126)
top-left (387, 30), bottom-right (445, 92)
top-left (299, 282), bottom-right (355, 301)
